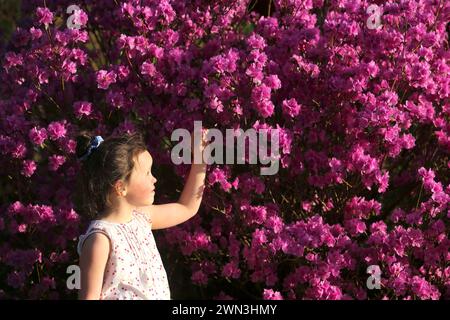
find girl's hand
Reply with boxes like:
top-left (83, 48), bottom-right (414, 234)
top-left (191, 128), bottom-right (209, 164)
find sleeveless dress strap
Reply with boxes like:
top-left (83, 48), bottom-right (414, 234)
top-left (133, 209), bottom-right (153, 227)
top-left (77, 223), bottom-right (110, 256)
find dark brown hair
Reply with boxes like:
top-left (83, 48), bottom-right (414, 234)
top-left (73, 131), bottom-right (147, 220)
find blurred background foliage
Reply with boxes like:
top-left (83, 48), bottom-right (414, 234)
top-left (0, 0), bottom-right (21, 48)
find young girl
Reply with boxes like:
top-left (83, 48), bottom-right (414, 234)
top-left (74, 131), bottom-right (208, 300)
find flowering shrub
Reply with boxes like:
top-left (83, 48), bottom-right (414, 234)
top-left (0, 0), bottom-right (449, 299)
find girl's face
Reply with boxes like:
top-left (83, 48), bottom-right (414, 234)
top-left (125, 150), bottom-right (157, 206)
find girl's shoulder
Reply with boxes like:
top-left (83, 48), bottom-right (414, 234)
top-left (132, 208), bottom-right (153, 226)
top-left (77, 221), bottom-right (111, 256)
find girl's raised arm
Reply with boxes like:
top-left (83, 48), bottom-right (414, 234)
top-left (140, 130), bottom-right (209, 229)
top-left (145, 162), bottom-right (207, 230)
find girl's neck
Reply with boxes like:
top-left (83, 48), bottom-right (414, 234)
top-left (99, 204), bottom-right (135, 224)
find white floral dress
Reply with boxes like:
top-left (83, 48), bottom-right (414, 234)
top-left (77, 209), bottom-right (171, 300)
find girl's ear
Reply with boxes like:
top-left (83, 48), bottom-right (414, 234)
top-left (113, 180), bottom-right (127, 196)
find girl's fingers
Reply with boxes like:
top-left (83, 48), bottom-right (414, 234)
top-left (201, 129), bottom-right (209, 147)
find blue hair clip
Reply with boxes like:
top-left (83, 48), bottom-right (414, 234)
top-left (79, 135), bottom-right (104, 161)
